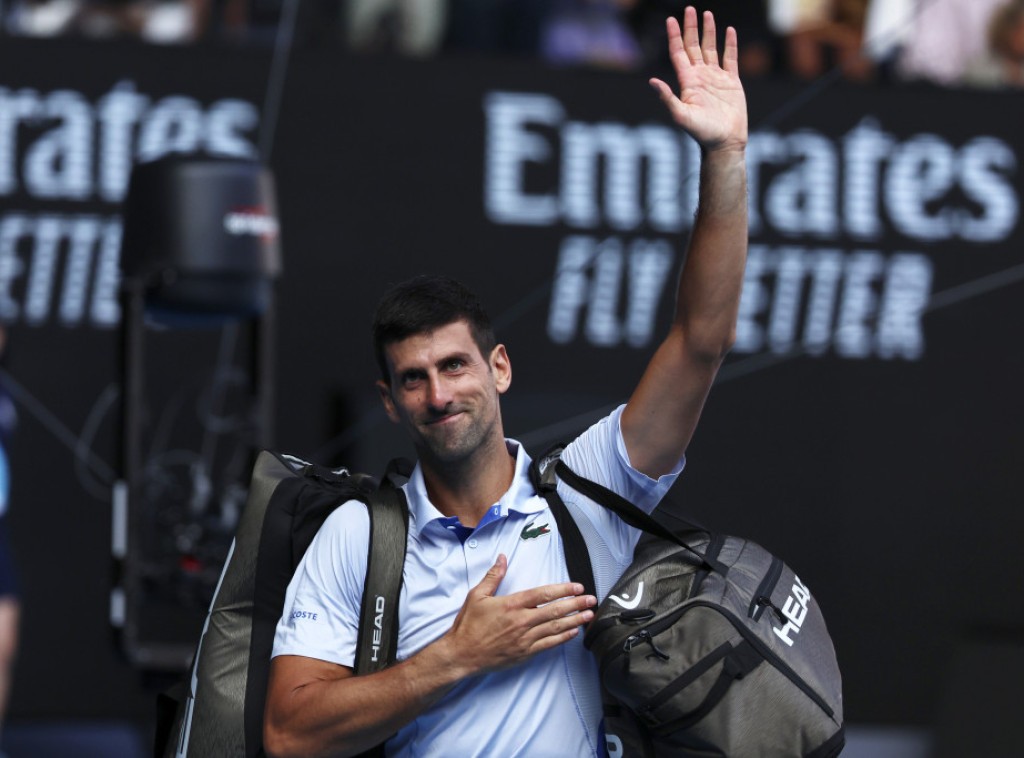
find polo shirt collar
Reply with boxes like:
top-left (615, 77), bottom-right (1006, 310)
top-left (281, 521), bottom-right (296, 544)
top-left (404, 439), bottom-right (547, 536)
top-left (503, 440), bottom-right (549, 517)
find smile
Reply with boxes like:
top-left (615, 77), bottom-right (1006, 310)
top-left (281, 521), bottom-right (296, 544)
top-left (425, 411), bottom-right (463, 425)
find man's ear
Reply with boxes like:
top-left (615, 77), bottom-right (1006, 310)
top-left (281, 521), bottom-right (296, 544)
top-left (377, 379), bottom-right (400, 423)
top-left (491, 344), bottom-right (511, 395)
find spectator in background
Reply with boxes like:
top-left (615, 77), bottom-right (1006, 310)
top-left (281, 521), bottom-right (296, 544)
top-left (446, 0), bottom-right (642, 69)
top-left (892, 0), bottom-right (1005, 85)
top-left (540, 0), bottom-right (640, 69)
top-left (962, 0), bottom-right (1024, 87)
top-left (3, 0), bottom-right (82, 36)
top-left (861, 0), bottom-right (912, 65)
top-left (3, 0), bottom-right (212, 42)
top-left (767, 0), bottom-right (872, 81)
top-left (345, 0), bottom-right (448, 57)
top-left (82, 0), bottom-right (209, 42)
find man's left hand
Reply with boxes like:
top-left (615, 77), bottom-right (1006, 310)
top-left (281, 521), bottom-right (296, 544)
top-left (649, 8), bottom-right (748, 154)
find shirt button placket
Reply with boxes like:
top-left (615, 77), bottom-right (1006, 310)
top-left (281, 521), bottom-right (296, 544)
top-left (463, 533), bottom-right (493, 587)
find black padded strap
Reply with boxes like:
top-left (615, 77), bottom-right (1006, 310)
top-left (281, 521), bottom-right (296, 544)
top-left (529, 446), bottom-right (596, 599)
top-left (354, 486), bottom-right (409, 675)
top-left (653, 640), bottom-right (762, 735)
top-left (555, 459), bottom-right (728, 576)
top-left (539, 486), bottom-right (597, 600)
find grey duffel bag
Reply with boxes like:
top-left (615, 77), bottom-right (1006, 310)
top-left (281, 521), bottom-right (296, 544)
top-left (534, 452), bottom-right (844, 758)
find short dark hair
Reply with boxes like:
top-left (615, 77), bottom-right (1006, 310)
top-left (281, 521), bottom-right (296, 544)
top-left (372, 275), bottom-right (496, 383)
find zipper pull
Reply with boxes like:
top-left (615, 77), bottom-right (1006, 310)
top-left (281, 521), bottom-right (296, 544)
top-left (623, 630), bottom-right (670, 661)
top-left (755, 596), bottom-right (786, 624)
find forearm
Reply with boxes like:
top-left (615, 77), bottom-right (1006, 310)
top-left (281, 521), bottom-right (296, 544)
top-left (621, 147), bottom-right (748, 475)
top-left (621, 10), bottom-right (750, 476)
top-left (675, 145), bottom-right (748, 361)
top-left (265, 638), bottom-right (466, 758)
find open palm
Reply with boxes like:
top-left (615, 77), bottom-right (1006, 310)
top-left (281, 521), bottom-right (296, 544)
top-left (649, 9), bottom-right (748, 153)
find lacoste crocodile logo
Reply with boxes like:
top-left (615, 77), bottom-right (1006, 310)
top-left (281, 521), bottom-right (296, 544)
top-left (520, 522), bottom-right (551, 540)
top-left (609, 581), bottom-right (645, 610)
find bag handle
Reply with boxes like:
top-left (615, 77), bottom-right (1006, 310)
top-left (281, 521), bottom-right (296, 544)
top-left (554, 459), bottom-right (728, 577)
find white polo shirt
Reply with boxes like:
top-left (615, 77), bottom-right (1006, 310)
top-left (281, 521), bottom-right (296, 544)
top-left (273, 405), bottom-right (684, 757)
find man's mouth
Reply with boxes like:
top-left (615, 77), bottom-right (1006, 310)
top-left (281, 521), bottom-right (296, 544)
top-left (425, 410), bottom-right (463, 426)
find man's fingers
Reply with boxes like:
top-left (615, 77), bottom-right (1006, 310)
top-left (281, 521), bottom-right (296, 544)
top-left (723, 26), bottom-right (739, 74)
top-left (665, 16), bottom-right (684, 59)
top-left (449, 572), bottom-right (598, 674)
top-left (682, 6), bottom-right (703, 65)
top-left (700, 11), bottom-right (718, 66)
top-left (535, 627), bottom-right (584, 654)
top-left (543, 611), bottom-right (593, 639)
top-left (508, 580), bottom-right (587, 610)
top-left (471, 554), bottom-right (508, 599)
top-left (665, 15), bottom-right (691, 87)
top-left (649, 77), bottom-right (674, 103)
top-left (526, 608), bottom-right (595, 652)
top-left (518, 589), bottom-right (596, 644)
top-left (649, 78), bottom-right (688, 126)
top-left (538, 592), bottom-right (596, 622)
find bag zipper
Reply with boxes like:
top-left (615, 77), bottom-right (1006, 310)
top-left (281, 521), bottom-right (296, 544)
top-left (748, 556), bottom-right (785, 621)
top-left (623, 629), bottom-right (670, 660)
top-left (598, 603), bottom-right (689, 678)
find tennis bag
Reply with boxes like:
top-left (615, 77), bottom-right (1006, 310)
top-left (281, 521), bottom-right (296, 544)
top-left (154, 450), bottom-right (409, 758)
top-left (533, 450), bottom-right (844, 758)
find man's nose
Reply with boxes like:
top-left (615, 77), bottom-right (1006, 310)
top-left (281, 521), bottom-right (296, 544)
top-left (426, 377), bottom-right (453, 410)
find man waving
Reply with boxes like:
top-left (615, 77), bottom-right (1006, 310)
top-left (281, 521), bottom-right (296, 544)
top-left (265, 8), bottom-right (748, 757)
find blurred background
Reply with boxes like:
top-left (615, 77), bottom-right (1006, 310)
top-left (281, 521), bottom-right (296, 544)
top-left (0, 0), bottom-right (1022, 755)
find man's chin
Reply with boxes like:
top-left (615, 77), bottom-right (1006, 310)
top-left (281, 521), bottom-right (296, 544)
top-left (423, 435), bottom-right (472, 461)
top-left (418, 430), bottom-right (480, 465)
top-left (413, 414), bottom-right (496, 464)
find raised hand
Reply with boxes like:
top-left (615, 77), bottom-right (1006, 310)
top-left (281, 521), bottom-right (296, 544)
top-left (442, 554), bottom-right (596, 676)
top-left (649, 8), bottom-right (748, 153)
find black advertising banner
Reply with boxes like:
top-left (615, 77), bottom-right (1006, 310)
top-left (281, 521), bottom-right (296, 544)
top-left (0, 37), bottom-right (273, 717)
top-left (0, 37), bottom-right (1020, 727)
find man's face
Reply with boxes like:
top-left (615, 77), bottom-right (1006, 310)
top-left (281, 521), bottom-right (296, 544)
top-left (377, 320), bottom-right (511, 465)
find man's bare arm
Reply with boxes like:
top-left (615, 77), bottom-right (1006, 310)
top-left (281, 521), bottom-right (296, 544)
top-left (263, 555), bottom-right (596, 758)
top-left (622, 8), bottom-right (749, 478)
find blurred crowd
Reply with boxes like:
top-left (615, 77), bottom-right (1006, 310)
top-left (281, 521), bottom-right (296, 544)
top-left (3, 0), bottom-right (1024, 89)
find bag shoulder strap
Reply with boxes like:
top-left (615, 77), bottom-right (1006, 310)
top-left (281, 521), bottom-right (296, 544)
top-left (529, 446), bottom-right (597, 599)
top-left (531, 446), bottom-right (728, 578)
top-left (353, 475), bottom-right (410, 675)
top-left (352, 462), bottom-right (412, 758)
top-left (267, 452), bottom-right (410, 675)
top-left (554, 457), bottom-right (728, 576)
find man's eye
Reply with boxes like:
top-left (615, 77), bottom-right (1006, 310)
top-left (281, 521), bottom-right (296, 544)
top-left (444, 360), bottom-right (464, 371)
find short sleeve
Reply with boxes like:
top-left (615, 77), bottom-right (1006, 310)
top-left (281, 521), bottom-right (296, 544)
top-left (271, 500), bottom-right (371, 667)
top-left (559, 404), bottom-right (685, 565)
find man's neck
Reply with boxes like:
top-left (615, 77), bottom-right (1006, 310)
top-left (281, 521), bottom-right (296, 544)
top-left (418, 434), bottom-right (516, 528)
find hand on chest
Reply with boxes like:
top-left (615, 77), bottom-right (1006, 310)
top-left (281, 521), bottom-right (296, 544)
top-left (397, 509), bottom-right (570, 646)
